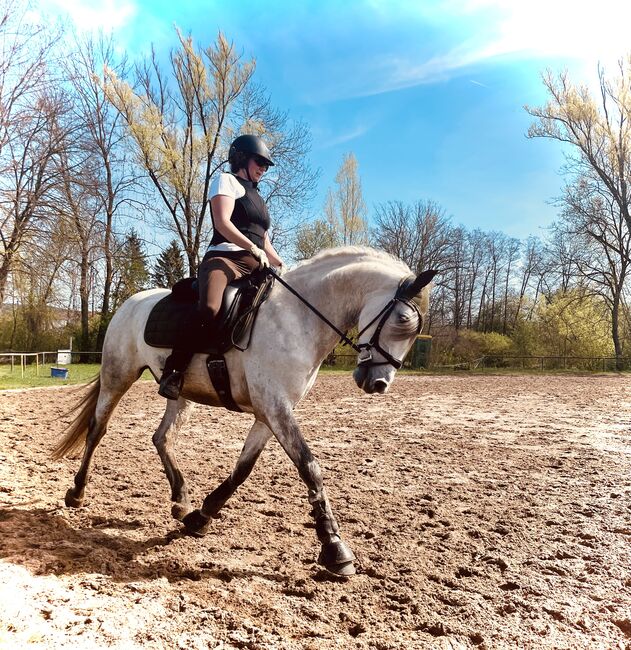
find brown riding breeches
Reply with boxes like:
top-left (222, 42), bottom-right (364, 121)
top-left (164, 250), bottom-right (260, 372)
top-left (197, 250), bottom-right (260, 324)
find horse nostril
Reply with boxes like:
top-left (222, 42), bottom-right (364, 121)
top-left (374, 379), bottom-right (388, 393)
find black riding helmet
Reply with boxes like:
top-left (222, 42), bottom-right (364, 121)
top-left (229, 134), bottom-right (275, 169)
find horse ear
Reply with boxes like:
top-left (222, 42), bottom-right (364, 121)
top-left (401, 269), bottom-right (438, 299)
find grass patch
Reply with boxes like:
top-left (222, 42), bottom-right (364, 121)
top-left (0, 364), bottom-right (154, 390)
top-left (1, 361), bottom-right (624, 391)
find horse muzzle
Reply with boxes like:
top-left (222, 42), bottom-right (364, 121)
top-left (353, 365), bottom-right (391, 394)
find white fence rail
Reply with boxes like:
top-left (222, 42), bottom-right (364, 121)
top-left (0, 351), bottom-right (102, 377)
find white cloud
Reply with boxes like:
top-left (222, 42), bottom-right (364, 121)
top-left (314, 120), bottom-right (376, 150)
top-left (34, 0), bottom-right (137, 35)
top-left (341, 0), bottom-right (631, 98)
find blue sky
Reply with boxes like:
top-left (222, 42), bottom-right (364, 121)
top-left (35, 0), bottom-right (631, 240)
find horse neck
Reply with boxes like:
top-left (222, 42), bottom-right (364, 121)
top-left (284, 255), bottom-right (402, 346)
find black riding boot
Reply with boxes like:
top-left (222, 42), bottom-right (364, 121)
top-left (158, 317), bottom-right (214, 400)
top-left (158, 352), bottom-right (190, 400)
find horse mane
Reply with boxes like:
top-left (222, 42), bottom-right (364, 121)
top-left (290, 246), bottom-right (411, 275)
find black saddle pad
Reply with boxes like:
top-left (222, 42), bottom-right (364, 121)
top-left (144, 296), bottom-right (224, 354)
top-left (143, 271), bottom-right (272, 354)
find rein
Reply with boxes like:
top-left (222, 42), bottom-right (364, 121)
top-left (266, 267), bottom-right (423, 369)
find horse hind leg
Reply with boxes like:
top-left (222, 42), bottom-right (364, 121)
top-left (152, 398), bottom-right (195, 521)
top-left (64, 411), bottom-right (108, 508)
top-left (183, 420), bottom-right (272, 537)
top-left (58, 364), bottom-right (140, 508)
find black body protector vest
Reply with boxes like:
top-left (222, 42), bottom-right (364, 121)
top-left (209, 175), bottom-right (271, 249)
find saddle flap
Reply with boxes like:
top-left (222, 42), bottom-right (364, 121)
top-left (144, 269), bottom-right (273, 354)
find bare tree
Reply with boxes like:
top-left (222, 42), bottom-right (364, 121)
top-left (501, 237), bottom-right (521, 334)
top-left (0, 0), bottom-right (58, 157)
top-left (326, 153), bottom-right (368, 246)
top-left (463, 229), bottom-right (487, 328)
top-left (51, 125), bottom-right (104, 355)
top-left (556, 175), bottom-right (631, 367)
top-left (0, 1), bottom-right (61, 304)
top-left (373, 199), bottom-right (450, 271)
top-left (526, 59), bottom-right (631, 246)
top-left (543, 227), bottom-right (582, 297)
top-left (64, 33), bottom-right (139, 348)
top-left (513, 236), bottom-right (546, 327)
top-left (103, 30), bottom-right (315, 273)
top-left (0, 90), bottom-right (67, 304)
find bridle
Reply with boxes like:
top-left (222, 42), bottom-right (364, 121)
top-left (355, 276), bottom-right (424, 369)
top-left (266, 269), bottom-right (423, 370)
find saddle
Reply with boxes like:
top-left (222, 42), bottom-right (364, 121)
top-left (144, 269), bottom-right (274, 355)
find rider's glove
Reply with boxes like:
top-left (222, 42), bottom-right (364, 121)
top-left (249, 244), bottom-right (270, 269)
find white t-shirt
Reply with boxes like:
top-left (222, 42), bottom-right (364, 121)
top-left (206, 173), bottom-right (248, 253)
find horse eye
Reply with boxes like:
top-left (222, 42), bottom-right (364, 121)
top-left (397, 313), bottom-right (411, 323)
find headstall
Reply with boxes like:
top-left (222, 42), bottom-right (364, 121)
top-left (267, 269), bottom-right (423, 370)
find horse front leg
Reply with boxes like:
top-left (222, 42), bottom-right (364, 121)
top-left (264, 404), bottom-right (356, 576)
top-left (152, 398), bottom-right (195, 521)
top-left (182, 420), bottom-right (272, 536)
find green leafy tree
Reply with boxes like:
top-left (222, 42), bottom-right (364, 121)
top-left (294, 219), bottom-right (337, 260)
top-left (152, 239), bottom-right (186, 288)
top-left (532, 290), bottom-right (613, 359)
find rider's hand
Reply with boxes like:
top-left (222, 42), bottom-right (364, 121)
top-left (249, 244), bottom-right (270, 269)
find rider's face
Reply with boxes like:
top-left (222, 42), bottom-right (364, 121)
top-left (248, 156), bottom-right (269, 182)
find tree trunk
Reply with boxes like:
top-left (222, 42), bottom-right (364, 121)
top-left (79, 252), bottom-right (90, 363)
top-left (0, 254), bottom-right (12, 306)
top-left (0, 227), bottom-right (21, 305)
top-left (611, 290), bottom-right (623, 371)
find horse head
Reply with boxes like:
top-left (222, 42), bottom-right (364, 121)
top-left (353, 269), bottom-right (437, 394)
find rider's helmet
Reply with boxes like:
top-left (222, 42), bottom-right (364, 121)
top-left (228, 134), bottom-right (275, 173)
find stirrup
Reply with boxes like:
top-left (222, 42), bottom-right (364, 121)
top-left (158, 370), bottom-right (183, 400)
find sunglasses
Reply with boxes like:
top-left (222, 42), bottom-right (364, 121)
top-left (251, 155), bottom-right (270, 170)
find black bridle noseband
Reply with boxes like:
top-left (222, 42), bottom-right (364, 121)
top-left (266, 269), bottom-right (423, 370)
top-left (355, 276), bottom-right (424, 369)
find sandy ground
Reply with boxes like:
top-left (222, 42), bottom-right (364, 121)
top-left (0, 373), bottom-right (630, 650)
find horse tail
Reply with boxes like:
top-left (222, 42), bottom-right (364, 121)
top-left (52, 376), bottom-right (101, 459)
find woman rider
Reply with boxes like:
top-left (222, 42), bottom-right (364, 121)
top-left (158, 134), bottom-right (283, 399)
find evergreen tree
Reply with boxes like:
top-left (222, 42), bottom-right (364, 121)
top-left (152, 239), bottom-right (186, 288)
top-left (112, 230), bottom-right (149, 309)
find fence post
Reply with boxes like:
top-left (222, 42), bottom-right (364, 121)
top-left (540, 357), bottom-right (544, 371)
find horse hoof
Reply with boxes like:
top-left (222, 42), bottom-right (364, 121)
top-left (171, 503), bottom-right (192, 522)
top-left (182, 509), bottom-right (210, 537)
top-left (318, 539), bottom-right (356, 576)
top-left (64, 489), bottom-right (84, 508)
top-left (324, 561), bottom-right (356, 577)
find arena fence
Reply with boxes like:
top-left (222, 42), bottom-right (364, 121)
top-left (0, 351), bottom-right (102, 377)
top-left (324, 353), bottom-right (631, 372)
top-left (440, 355), bottom-right (631, 372)
top-left (2, 350), bottom-right (629, 376)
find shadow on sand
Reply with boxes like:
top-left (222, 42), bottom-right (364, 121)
top-left (0, 506), bottom-right (289, 584)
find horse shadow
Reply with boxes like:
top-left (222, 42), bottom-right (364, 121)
top-left (0, 506), bottom-right (289, 584)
